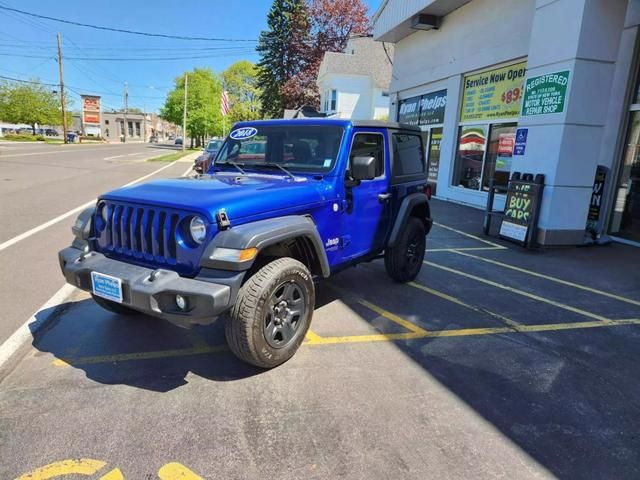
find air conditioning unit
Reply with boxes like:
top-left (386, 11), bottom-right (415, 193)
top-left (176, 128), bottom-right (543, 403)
top-left (411, 14), bottom-right (441, 31)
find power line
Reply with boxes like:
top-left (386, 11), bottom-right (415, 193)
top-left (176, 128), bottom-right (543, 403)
top-left (0, 5), bottom-right (258, 42)
top-left (0, 51), bottom-right (257, 61)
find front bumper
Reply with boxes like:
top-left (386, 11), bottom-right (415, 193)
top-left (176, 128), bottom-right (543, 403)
top-left (59, 247), bottom-right (236, 328)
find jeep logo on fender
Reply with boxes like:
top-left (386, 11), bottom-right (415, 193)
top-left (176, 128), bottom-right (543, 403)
top-left (229, 127), bottom-right (258, 140)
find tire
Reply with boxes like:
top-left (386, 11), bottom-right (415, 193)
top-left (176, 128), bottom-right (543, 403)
top-left (225, 257), bottom-right (315, 368)
top-left (91, 294), bottom-right (141, 316)
top-left (384, 216), bottom-right (426, 283)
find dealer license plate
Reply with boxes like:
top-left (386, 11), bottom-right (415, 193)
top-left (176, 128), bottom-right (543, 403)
top-left (91, 271), bottom-right (123, 303)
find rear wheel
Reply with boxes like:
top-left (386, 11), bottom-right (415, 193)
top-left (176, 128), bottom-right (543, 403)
top-left (384, 216), bottom-right (426, 283)
top-left (91, 294), bottom-right (141, 316)
top-left (225, 257), bottom-right (314, 368)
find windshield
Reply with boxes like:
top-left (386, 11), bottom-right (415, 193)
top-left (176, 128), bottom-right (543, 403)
top-left (206, 140), bottom-right (223, 152)
top-left (215, 125), bottom-right (344, 174)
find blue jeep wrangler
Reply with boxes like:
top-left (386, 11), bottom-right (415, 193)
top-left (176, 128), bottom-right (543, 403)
top-left (59, 119), bottom-right (432, 368)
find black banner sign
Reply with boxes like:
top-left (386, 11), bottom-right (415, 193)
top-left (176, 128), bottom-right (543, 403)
top-left (586, 165), bottom-right (608, 234)
top-left (398, 90), bottom-right (447, 126)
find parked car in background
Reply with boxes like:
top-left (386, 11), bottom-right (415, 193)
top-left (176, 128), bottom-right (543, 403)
top-left (175, 136), bottom-right (183, 145)
top-left (149, 135), bottom-right (159, 143)
top-left (168, 134), bottom-right (175, 140)
top-left (45, 128), bottom-right (59, 136)
top-left (193, 138), bottom-right (223, 174)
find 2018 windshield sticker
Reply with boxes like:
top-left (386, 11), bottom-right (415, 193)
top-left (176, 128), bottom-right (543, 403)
top-left (229, 127), bottom-right (258, 140)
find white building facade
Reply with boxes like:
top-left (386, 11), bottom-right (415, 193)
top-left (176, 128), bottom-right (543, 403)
top-left (374, 0), bottom-right (640, 246)
top-left (317, 36), bottom-right (393, 120)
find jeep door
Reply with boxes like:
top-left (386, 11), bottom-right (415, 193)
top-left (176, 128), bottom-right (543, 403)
top-left (342, 129), bottom-right (392, 259)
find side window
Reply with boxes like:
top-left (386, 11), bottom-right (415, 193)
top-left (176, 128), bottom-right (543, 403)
top-left (349, 133), bottom-right (385, 178)
top-left (392, 133), bottom-right (424, 177)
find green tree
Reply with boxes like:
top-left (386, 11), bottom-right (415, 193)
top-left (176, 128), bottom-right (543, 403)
top-left (0, 80), bottom-right (71, 133)
top-left (256, 0), bottom-right (309, 118)
top-left (222, 61), bottom-right (262, 123)
top-left (160, 68), bottom-right (222, 147)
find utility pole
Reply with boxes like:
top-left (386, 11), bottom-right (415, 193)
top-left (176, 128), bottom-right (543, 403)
top-left (182, 74), bottom-right (188, 152)
top-left (56, 33), bottom-right (68, 144)
top-left (143, 104), bottom-right (147, 142)
top-left (123, 82), bottom-right (128, 143)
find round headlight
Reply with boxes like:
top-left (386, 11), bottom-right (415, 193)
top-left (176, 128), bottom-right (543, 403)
top-left (189, 216), bottom-right (207, 244)
top-left (99, 202), bottom-right (108, 223)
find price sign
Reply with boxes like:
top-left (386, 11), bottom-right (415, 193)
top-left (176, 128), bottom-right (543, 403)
top-left (460, 62), bottom-right (527, 122)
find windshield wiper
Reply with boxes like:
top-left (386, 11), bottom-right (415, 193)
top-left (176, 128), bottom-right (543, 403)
top-left (220, 161), bottom-right (245, 174)
top-left (246, 162), bottom-right (295, 180)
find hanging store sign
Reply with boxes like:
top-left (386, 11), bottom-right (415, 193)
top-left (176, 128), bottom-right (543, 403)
top-left (460, 62), bottom-right (527, 122)
top-left (81, 95), bottom-right (101, 124)
top-left (398, 90), bottom-right (447, 126)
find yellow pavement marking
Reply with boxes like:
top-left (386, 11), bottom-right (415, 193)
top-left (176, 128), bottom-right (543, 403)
top-left (305, 330), bottom-right (324, 342)
top-left (16, 458), bottom-right (106, 479)
top-left (158, 462), bottom-right (204, 480)
top-left (304, 318), bottom-right (640, 345)
top-left (185, 330), bottom-right (210, 349)
top-left (408, 282), bottom-right (522, 328)
top-left (452, 250), bottom-right (640, 307)
top-left (99, 468), bottom-right (125, 480)
top-left (433, 222), bottom-right (507, 249)
top-left (358, 299), bottom-right (428, 334)
top-left (52, 344), bottom-right (228, 367)
top-left (425, 261), bottom-right (613, 323)
top-left (426, 246), bottom-right (504, 252)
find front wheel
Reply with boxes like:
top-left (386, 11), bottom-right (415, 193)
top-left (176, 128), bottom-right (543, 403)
top-left (225, 257), bottom-right (315, 368)
top-left (384, 216), bottom-right (426, 283)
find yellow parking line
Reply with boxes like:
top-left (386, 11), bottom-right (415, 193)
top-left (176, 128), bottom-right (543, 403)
top-left (304, 318), bottom-right (640, 345)
top-left (52, 344), bottom-right (228, 367)
top-left (305, 330), bottom-right (324, 342)
top-left (408, 282), bottom-right (522, 328)
top-left (426, 246), bottom-right (505, 252)
top-left (433, 222), bottom-right (507, 249)
top-left (452, 250), bottom-right (640, 307)
top-left (425, 261), bottom-right (613, 323)
top-left (15, 459), bottom-right (107, 479)
top-left (158, 462), bottom-right (204, 480)
top-left (358, 299), bottom-right (429, 334)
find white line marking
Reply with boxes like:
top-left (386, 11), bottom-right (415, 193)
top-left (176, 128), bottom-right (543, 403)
top-left (0, 284), bottom-right (76, 368)
top-left (0, 162), bottom-right (202, 369)
top-left (2, 149), bottom-right (82, 158)
top-left (181, 164), bottom-right (194, 177)
top-left (0, 160), bottom-right (179, 253)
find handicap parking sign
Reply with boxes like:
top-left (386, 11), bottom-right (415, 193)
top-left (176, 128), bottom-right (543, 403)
top-left (514, 128), bottom-right (528, 155)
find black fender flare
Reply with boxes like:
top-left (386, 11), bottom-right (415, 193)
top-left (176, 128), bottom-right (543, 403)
top-left (387, 193), bottom-right (432, 248)
top-left (200, 215), bottom-right (330, 277)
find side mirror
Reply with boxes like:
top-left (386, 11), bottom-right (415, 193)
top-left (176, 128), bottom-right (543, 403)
top-left (351, 156), bottom-right (376, 181)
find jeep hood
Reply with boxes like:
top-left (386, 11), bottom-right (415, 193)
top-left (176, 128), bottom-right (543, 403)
top-left (100, 172), bottom-right (329, 222)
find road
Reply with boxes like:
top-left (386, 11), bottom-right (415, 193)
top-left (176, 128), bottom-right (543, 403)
top-left (1, 148), bottom-right (639, 478)
top-left (0, 141), bottom-right (193, 346)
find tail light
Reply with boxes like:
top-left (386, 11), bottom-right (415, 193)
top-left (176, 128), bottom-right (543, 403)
top-left (424, 184), bottom-right (432, 200)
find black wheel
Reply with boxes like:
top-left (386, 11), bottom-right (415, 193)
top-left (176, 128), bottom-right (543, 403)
top-left (91, 294), bottom-right (141, 316)
top-left (225, 257), bottom-right (315, 368)
top-left (384, 216), bottom-right (426, 283)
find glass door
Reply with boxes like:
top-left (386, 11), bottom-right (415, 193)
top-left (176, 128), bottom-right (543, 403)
top-left (610, 110), bottom-right (640, 242)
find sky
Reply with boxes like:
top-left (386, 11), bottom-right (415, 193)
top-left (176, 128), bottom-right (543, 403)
top-left (0, 0), bottom-right (382, 113)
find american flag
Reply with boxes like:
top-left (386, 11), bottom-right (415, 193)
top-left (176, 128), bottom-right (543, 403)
top-left (221, 89), bottom-right (230, 116)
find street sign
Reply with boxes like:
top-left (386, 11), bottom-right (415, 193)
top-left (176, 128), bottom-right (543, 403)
top-left (514, 127), bottom-right (528, 155)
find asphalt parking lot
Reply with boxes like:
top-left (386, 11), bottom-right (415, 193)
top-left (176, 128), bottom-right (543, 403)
top-left (2, 200), bottom-right (640, 479)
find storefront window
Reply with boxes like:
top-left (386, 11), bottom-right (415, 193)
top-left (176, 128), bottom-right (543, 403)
top-left (610, 111), bottom-right (640, 242)
top-left (482, 123), bottom-right (517, 189)
top-left (453, 125), bottom-right (486, 190)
